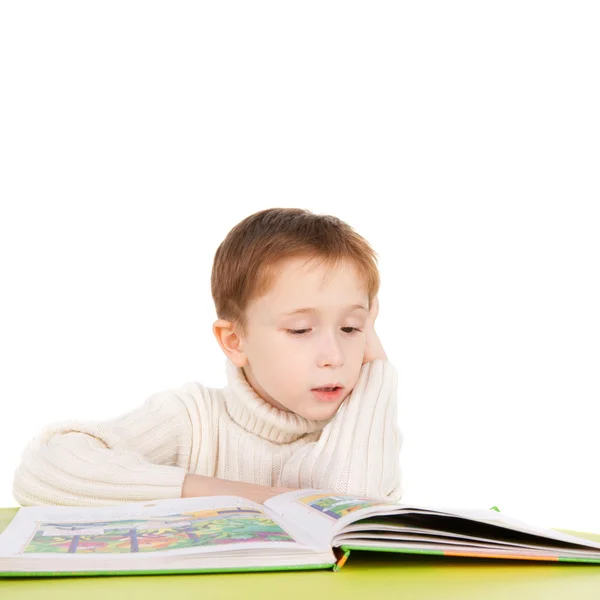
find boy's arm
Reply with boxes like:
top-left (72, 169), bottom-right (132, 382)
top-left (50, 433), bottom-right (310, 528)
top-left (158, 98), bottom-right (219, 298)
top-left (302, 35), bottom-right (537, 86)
top-left (13, 384), bottom-right (298, 507)
top-left (12, 388), bottom-right (197, 507)
top-left (280, 358), bottom-right (403, 502)
top-left (280, 296), bottom-right (402, 501)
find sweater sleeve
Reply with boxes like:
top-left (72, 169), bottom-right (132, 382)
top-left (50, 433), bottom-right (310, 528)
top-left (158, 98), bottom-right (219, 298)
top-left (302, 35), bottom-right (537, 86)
top-left (12, 388), bottom-right (197, 507)
top-left (279, 359), bottom-right (403, 502)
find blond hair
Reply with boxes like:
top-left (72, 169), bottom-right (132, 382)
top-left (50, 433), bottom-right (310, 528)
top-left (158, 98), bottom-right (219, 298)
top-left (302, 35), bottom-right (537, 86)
top-left (211, 208), bottom-right (380, 337)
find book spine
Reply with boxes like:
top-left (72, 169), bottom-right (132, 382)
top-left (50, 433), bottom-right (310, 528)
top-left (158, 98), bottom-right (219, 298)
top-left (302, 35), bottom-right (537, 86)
top-left (333, 549), bottom-right (351, 572)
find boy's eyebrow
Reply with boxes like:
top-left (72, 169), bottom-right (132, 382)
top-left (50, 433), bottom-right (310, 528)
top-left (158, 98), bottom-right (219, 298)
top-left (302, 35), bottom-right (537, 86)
top-left (279, 304), bottom-right (368, 316)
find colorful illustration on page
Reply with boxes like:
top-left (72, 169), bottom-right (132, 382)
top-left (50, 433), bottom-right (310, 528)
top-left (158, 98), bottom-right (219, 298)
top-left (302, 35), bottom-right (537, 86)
top-left (297, 494), bottom-right (391, 521)
top-left (21, 506), bottom-right (295, 555)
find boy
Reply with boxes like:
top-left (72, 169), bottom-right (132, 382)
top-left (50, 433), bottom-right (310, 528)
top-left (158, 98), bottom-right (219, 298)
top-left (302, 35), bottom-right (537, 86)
top-left (12, 208), bottom-right (403, 506)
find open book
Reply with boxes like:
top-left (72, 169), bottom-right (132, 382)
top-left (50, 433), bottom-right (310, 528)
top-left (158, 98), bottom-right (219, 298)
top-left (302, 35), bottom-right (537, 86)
top-left (1, 488), bottom-right (600, 577)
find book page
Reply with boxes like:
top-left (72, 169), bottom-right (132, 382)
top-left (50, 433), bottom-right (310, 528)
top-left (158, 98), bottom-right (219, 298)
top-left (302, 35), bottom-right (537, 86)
top-left (335, 529), bottom-right (600, 556)
top-left (264, 489), bottom-right (399, 547)
top-left (0, 495), bottom-right (327, 560)
top-left (336, 508), bottom-right (600, 554)
top-left (435, 507), bottom-right (600, 550)
top-left (266, 491), bottom-right (600, 555)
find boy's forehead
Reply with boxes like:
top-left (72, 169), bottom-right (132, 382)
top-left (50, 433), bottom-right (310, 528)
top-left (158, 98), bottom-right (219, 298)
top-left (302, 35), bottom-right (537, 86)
top-left (256, 261), bottom-right (368, 315)
top-left (275, 303), bottom-right (369, 318)
top-left (273, 256), bottom-right (360, 286)
top-left (241, 257), bottom-right (367, 321)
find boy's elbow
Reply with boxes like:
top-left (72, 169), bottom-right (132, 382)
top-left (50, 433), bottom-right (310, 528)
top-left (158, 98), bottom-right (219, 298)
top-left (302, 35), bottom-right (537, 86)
top-left (12, 468), bottom-right (44, 507)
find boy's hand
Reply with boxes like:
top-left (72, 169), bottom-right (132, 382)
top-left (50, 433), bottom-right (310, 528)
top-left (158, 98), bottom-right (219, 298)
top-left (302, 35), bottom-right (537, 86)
top-left (182, 473), bottom-right (296, 504)
top-left (362, 295), bottom-right (388, 364)
top-left (367, 295), bottom-right (380, 324)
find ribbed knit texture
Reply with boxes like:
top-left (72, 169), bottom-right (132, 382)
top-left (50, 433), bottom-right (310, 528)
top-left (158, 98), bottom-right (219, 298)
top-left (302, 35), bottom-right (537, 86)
top-left (12, 358), bottom-right (403, 507)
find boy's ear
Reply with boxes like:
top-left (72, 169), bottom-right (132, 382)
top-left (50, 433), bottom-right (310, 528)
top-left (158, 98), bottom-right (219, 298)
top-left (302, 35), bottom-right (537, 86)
top-left (212, 319), bottom-right (248, 367)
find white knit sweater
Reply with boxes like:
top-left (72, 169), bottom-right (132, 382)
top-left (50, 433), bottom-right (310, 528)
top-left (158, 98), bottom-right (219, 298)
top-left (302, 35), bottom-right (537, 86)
top-left (12, 358), bottom-right (403, 507)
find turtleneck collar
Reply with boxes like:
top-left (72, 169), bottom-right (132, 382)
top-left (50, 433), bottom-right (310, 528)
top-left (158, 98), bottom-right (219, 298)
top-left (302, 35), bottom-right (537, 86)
top-left (222, 357), bottom-right (333, 444)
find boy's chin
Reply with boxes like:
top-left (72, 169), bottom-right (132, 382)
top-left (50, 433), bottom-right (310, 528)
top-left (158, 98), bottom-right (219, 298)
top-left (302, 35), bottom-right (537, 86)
top-left (296, 401), bottom-right (342, 422)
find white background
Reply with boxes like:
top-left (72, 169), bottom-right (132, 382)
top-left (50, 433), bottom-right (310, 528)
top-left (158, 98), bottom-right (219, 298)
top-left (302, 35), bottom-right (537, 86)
top-left (1, 2), bottom-right (598, 533)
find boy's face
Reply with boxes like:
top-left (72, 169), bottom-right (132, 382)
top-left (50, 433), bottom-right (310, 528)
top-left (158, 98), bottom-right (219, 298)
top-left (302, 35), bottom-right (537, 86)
top-left (216, 256), bottom-right (371, 421)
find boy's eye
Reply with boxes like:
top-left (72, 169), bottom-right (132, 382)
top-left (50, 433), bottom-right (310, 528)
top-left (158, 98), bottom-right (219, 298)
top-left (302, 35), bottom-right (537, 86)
top-left (287, 327), bottom-right (362, 336)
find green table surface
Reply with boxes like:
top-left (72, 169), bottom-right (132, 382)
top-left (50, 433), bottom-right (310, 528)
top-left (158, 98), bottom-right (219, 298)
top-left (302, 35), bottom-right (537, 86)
top-left (1, 506), bottom-right (600, 600)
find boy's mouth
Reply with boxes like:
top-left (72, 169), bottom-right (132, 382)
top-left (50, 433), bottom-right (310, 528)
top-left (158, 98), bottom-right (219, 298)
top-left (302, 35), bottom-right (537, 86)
top-left (311, 386), bottom-right (344, 401)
